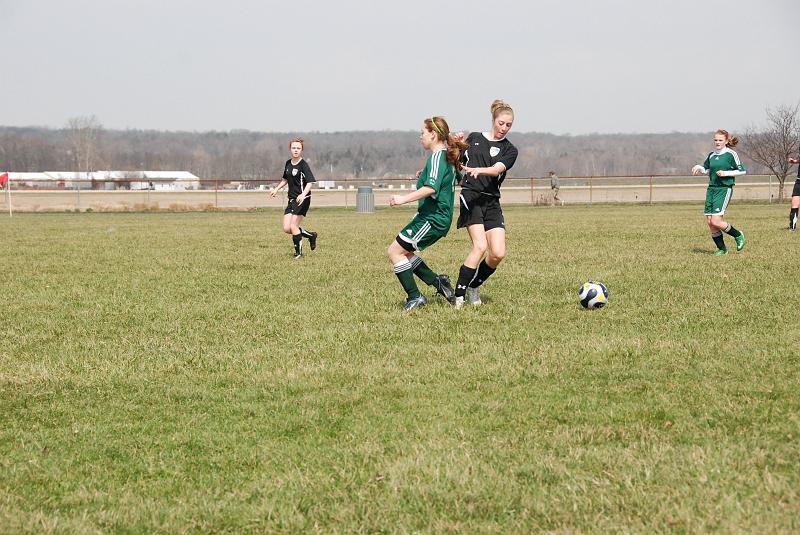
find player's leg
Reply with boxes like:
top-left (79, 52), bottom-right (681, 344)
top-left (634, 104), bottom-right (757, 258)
top-left (282, 212), bottom-right (293, 234)
top-left (453, 224), bottom-right (487, 308)
top-left (290, 214), bottom-right (304, 258)
top-left (296, 199), bottom-right (318, 249)
top-left (715, 188), bottom-right (744, 250)
top-left (465, 201), bottom-right (506, 304)
top-left (408, 230), bottom-right (455, 303)
top-left (707, 215), bottom-right (727, 255)
top-left (472, 200), bottom-right (506, 282)
top-left (388, 242), bottom-right (426, 310)
top-left (282, 206), bottom-right (302, 258)
top-left (789, 180), bottom-right (800, 231)
top-left (389, 222), bottom-right (427, 310)
top-left (470, 226), bottom-right (505, 289)
top-left (705, 188), bottom-right (730, 254)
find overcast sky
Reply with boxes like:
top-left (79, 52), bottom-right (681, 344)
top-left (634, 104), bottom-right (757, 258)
top-left (2, 0), bottom-right (799, 134)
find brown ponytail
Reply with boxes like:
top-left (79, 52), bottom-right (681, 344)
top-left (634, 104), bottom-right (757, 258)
top-left (716, 129), bottom-right (739, 147)
top-left (491, 99), bottom-right (514, 120)
top-left (425, 116), bottom-right (469, 167)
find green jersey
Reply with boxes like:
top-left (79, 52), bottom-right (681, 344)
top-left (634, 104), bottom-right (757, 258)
top-left (702, 148), bottom-right (746, 187)
top-left (416, 149), bottom-right (456, 230)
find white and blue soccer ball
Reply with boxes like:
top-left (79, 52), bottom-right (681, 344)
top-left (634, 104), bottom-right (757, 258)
top-left (579, 280), bottom-right (608, 309)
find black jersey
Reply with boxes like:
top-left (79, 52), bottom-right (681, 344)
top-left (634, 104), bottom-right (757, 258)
top-left (282, 158), bottom-right (316, 198)
top-left (460, 132), bottom-right (518, 197)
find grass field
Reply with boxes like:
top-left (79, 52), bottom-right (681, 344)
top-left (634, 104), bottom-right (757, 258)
top-left (1, 203), bottom-right (799, 533)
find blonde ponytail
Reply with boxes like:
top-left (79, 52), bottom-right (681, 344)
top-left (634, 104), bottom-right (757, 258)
top-left (491, 99), bottom-right (514, 120)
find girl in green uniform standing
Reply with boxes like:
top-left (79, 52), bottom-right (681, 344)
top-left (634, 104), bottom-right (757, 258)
top-left (691, 129), bottom-right (746, 255)
top-left (387, 116), bottom-right (468, 311)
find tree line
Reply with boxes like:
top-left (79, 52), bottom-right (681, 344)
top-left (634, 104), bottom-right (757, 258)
top-left (0, 122), bottom-right (774, 181)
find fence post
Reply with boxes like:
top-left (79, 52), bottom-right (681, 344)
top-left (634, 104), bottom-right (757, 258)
top-left (530, 176), bottom-right (534, 204)
top-left (649, 176), bottom-right (653, 204)
top-left (215, 178), bottom-right (218, 209)
top-left (589, 176), bottom-right (592, 204)
top-left (6, 180), bottom-right (11, 217)
top-left (768, 174), bottom-right (772, 203)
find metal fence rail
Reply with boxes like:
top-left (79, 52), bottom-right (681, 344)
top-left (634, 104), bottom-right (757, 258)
top-left (1, 175), bottom-right (791, 214)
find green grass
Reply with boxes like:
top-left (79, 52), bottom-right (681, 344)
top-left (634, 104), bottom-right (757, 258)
top-left (1, 203), bottom-right (799, 533)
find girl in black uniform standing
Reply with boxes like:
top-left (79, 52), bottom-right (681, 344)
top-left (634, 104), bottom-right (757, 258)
top-left (453, 100), bottom-right (518, 308)
top-left (271, 137), bottom-right (318, 259)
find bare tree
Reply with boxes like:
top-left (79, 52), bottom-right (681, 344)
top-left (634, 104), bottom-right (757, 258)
top-left (741, 104), bottom-right (800, 201)
top-left (65, 115), bottom-right (103, 188)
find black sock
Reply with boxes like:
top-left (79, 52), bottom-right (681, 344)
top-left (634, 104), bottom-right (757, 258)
top-left (292, 233), bottom-right (302, 255)
top-left (455, 264), bottom-right (477, 298)
top-left (723, 224), bottom-right (741, 238)
top-left (300, 227), bottom-right (314, 239)
top-left (469, 259), bottom-right (496, 288)
top-left (711, 231), bottom-right (726, 250)
top-left (790, 208), bottom-right (798, 230)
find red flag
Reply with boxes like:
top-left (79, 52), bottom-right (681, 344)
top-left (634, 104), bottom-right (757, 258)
top-left (0, 172), bottom-right (8, 187)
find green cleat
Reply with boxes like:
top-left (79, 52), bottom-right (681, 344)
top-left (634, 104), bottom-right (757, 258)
top-left (712, 248), bottom-right (728, 256)
top-left (735, 232), bottom-right (745, 251)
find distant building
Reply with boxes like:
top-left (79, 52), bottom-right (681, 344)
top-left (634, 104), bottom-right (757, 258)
top-left (4, 171), bottom-right (200, 190)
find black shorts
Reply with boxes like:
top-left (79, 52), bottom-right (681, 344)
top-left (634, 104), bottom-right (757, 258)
top-left (284, 197), bottom-right (311, 217)
top-left (792, 179), bottom-right (800, 198)
top-left (457, 190), bottom-right (505, 231)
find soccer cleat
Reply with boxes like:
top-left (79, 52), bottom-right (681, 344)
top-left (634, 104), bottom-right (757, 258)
top-left (454, 296), bottom-right (465, 310)
top-left (435, 274), bottom-right (455, 303)
top-left (404, 294), bottom-right (428, 311)
top-left (293, 252), bottom-right (303, 260)
top-left (466, 286), bottom-right (482, 306)
top-left (712, 249), bottom-right (728, 256)
top-left (309, 231), bottom-right (318, 250)
top-left (734, 232), bottom-right (745, 251)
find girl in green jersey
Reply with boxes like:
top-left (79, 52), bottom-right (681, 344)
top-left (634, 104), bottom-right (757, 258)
top-left (691, 129), bottom-right (746, 255)
top-left (387, 116), bottom-right (468, 311)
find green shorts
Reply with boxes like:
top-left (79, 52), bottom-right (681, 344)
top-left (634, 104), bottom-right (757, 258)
top-left (704, 186), bottom-right (733, 216)
top-left (396, 216), bottom-right (448, 252)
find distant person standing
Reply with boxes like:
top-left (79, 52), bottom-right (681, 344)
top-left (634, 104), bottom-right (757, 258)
top-left (271, 138), bottom-right (318, 259)
top-left (453, 99), bottom-right (518, 308)
top-left (691, 129), bottom-right (746, 255)
top-left (549, 170), bottom-right (560, 204)
top-left (788, 154), bottom-right (800, 231)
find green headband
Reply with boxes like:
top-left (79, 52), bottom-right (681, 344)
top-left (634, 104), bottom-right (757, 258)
top-left (430, 117), bottom-right (446, 138)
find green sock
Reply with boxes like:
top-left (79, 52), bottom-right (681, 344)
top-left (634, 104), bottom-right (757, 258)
top-left (410, 256), bottom-right (438, 286)
top-left (393, 260), bottom-right (420, 299)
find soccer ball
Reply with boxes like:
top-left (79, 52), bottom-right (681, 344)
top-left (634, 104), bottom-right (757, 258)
top-left (579, 281), bottom-right (608, 309)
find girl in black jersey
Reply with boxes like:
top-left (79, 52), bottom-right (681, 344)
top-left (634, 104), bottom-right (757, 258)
top-left (453, 99), bottom-right (518, 308)
top-left (788, 154), bottom-right (800, 231)
top-left (271, 137), bottom-right (318, 259)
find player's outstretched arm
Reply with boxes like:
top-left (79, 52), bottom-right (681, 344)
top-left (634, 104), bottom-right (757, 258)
top-left (270, 179), bottom-right (288, 197)
top-left (463, 162), bottom-right (507, 178)
top-left (389, 186), bottom-right (435, 207)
